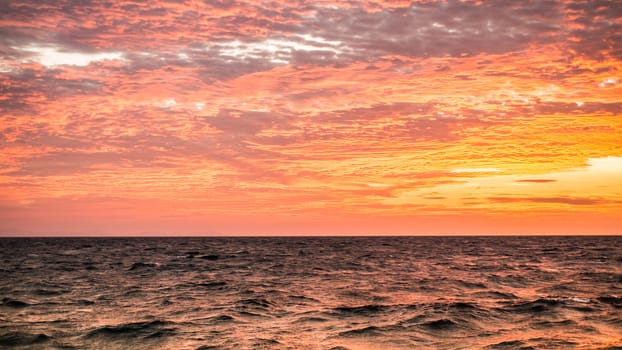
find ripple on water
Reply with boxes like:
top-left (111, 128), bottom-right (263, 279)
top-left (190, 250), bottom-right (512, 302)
top-left (1, 236), bottom-right (621, 349)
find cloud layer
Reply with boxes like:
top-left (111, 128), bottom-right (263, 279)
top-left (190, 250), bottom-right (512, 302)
top-left (1, 0), bottom-right (621, 235)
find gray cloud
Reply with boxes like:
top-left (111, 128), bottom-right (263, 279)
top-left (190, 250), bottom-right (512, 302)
top-left (566, 0), bottom-right (622, 60)
top-left (1, 0), bottom-right (618, 87)
top-left (292, 1), bottom-right (563, 60)
top-left (0, 68), bottom-right (105, 114)
top-left (535, 101), bottom-right (622, 115)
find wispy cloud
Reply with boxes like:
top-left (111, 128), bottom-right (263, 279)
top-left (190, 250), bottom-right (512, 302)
top-left (515, 179), bottom-right (557, 183)
top-left (488, 196), bottom-right (608, 206)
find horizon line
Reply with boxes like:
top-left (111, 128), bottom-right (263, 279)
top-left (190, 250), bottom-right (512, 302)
top-left (1, 233), bottom-right (620, 238)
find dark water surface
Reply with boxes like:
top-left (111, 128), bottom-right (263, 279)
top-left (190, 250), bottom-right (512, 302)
top-left (1, 236), bottom-right (621, 349)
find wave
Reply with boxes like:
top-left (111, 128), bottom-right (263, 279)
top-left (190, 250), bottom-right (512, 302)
top-left (0, 332), bottom-right (51, 346)
top-left (196, 281), bottom-right (227, 289)
top-left (294, 316), bottom-right (328, 323)
top-left (237, 297), bottom-right (274, 309)
top-left (598, 296), bottom-right (622, 308)
top-left (1, 297), bottom-right (30, 308)
top-left (498, 298), bottom-right (563, 314)
top-left (338, 325), bottom-right (385, 337)
top-left (487, 340), bottom-right (526, 349)
top-left (420, 318), bottom-right (459, 331)
top-left (127, 262), bottom-right (159, 271)
top-left (195, 346), bottom-right (226, 350)
top-left (208, 314), bottom-right (235, 323)
top-left (332, 304), bottom-right (391, 316)
top-left (85, 320), bottom-right (176, 340)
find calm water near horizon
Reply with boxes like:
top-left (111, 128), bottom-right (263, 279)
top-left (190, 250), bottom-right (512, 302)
top-left (1, 236), bottom-right (621, 349)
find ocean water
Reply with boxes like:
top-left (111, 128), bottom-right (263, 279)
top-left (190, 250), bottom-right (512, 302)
top-left (0, 236), bottom-right (621, 350)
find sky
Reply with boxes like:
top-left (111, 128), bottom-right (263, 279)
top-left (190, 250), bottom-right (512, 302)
top-left (0, 0), bottom-right (621, 236)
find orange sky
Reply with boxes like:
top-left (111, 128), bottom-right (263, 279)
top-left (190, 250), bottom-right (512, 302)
top-left (1, 1), bottom-right (621, 235)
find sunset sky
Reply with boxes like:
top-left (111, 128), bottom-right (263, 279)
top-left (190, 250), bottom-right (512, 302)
top-left (1, 0), bottom-right (621, 235)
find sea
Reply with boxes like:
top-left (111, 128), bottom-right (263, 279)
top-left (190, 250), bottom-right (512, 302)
top-left (0, 236), bottom-right (621, 349)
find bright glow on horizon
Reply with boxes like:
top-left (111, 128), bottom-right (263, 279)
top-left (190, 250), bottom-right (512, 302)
top-left (587, 156), bottom-right (622, 172)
